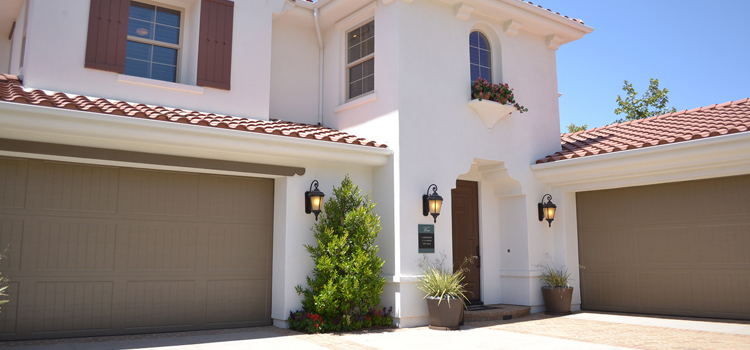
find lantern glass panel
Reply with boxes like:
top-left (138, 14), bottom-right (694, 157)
top-left (429, 198), bottom-right (442, 215)
top-left (545, 206), bottom-right (556, 221)
top-left (310, 194), bottom-right (323, 212)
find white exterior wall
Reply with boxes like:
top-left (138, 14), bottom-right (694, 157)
top-left (20, 0), bottom-right (284, 119)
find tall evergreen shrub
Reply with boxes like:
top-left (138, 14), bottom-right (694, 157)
top-left (295, 176), bottom-right (386, 320)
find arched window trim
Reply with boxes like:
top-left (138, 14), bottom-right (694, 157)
top-left (469, 30), bottom-right (492, 84)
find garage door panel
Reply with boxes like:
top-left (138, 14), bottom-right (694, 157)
top-left (37, 221), bottom-right (116, 271)
top-left (206, 279), bottom-right (268, 325)
top-left (125, 224), bottom-right (199, 271)
top-left (578, 174), bottom-right (750, 319)
top-left (576, 188), bottom-right (634, 229)
top-left (636, 226), bottom-right (690, 265)
top-left (578, 227), bottom-right (631, 267)
top-left (124, 169), bottom-right (200, 217)
top-left (32, 281), bottom-right (114, 333)
top-left (0, 158), bottom-right (27, 209)
top-left (0, 218), bottom-right (24, 271)
top-left (208, 225), bottom-right (271, 271)
top-left (692, 272), bottom-right (750, 315)
top-left (40, 162), bottom-right (119, 214)
top-left (0, 282), bottom-right (19, 335)
top-left (208, 176), bottom-right (273, 222)
top-left (580, 271), bottom-right (632, 309)
top-left (125, 280), bottom-right (196, 329)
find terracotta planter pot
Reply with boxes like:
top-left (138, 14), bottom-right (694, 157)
top-left (541, 287), bottom-right (573, 315)
top-left (426, 297), bottom-right (463, 330)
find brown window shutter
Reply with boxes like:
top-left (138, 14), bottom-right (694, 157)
top-left (84, 0), bottom-right (130, 73)
top-left (197, 0), bottom-right (234, 91)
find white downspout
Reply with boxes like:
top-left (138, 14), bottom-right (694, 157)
top-left (314, 7), bottom-right (324, 126)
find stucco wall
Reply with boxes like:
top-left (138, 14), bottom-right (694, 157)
top-left (21, 0), bottom-right (280, 119)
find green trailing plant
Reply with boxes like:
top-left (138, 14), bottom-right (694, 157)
top-left (294, 175), bottom-right (388, 333)
top-left (416, 252), bottom-right (477, 306)
top-left (471, 77), bottom-right (529, 113)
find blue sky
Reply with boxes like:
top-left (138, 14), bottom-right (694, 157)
top-left (551, 0), bottom-right (750, 133)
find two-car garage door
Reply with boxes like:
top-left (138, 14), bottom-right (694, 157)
top-left (0, 157), bottom-right (274, 340)
top-left (577, 174), bottom-right (750, 320)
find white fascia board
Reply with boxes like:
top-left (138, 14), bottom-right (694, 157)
top-left (0, 101), bottom-right (392, 168)
top-left (531, 131), bottom-right (750, 191)
top-left (497, 0), bottom-right (593, 34)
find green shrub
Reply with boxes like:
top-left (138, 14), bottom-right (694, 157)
top-left (294, 175), bottom-right (387, 331)
top-left (416, 252), bottom-right (476, 306)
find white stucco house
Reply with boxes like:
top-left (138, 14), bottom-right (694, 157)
top-left (0, 0), bottom-right (748, 341)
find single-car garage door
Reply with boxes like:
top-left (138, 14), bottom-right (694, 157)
top-left (577, 174), bottom-right (750, 320)
top-left (0, 157), bottom-right (274, 340)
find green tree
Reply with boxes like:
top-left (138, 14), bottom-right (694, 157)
top-left (566, 123), bottom-right (588, 133)
top-left (614, 78), bottom-right (677, 123)
top-left (296, 176), bottom-right (386, 320)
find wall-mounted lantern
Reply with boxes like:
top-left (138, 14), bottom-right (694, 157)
top-left (305, 180), bottom-right (325, 220)
top-left (538, 194), bottom-right (556, 227)
top-left (422, 184), bottom-right (443, 223)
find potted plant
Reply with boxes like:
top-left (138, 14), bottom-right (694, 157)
top-left (537, 262), bottom-right (573, 315)
top-left (417, 253), bottom-right (475, 330)
top-left (471, 78), bottom-right (529, 113)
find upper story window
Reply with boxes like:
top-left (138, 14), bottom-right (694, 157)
top-left (469, 31), bottom-right (491, 84)
top-left (125, 2), bottom-right (181, 83)
top-left (347, 20), bottom-right (374, 100)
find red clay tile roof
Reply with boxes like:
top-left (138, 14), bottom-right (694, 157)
top-left (0, 74), bottom-right (387, 148)
top-left (517, 1), bottom-right (585, 25)
top-left (537, 99), bottom-right (750, 164)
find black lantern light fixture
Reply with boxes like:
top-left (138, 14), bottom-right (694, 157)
top-left (538, 194), bottom-right (557, 227)
top-left (422, 184), bottom-right (444, 223)
top-left (305, 180), bottom-right (325, 220)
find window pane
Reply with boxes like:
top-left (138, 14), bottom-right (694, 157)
top-left (348, 28), bottom-right (360, 48)
top-left (470, 65), bottom-right (480, 83)
top-left (152, 63), bottom-right (176, 82)
top-left (154, 24), bottom-right (179, 44)
top-left (469, 47), bottom-right (479, 66)
top-left (153, 46), bottom-right (177, 65)
top-left (361, 38), bottom-right (374, 58)
top-left (469, 31), bottom-right (478, 47)
top-left (130, 2), bottom-right (155, 22)
top-left (349, 80), bottom-right (363, 99)
top-left (348, 45), bottom-right (361, 64)
top-left (479, 49), bottom-right (490, 67)
top-left (126, 40), bottom-right (152, 61)
top-left (477, 33), bottom-right (489, 50)
top-left (363, 75), bottom-right (374, 94)
top-left (128, 19), bottom-right (154, 40)
top-left (156, 7), bottom-right (180, 27)
top-left (363, 58), bottom-right (374, 76)
top-left (349, 63), bottom-right (363, 81)
top-left (361, 21), bottom-right (374, 40)
top-left (125, 58), bottom-right (150, 79)
top-left (480, 67), bottom-right (491, 81)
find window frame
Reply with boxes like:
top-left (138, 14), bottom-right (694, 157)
top-left (125, 0), bottom-right (185, 83)
top-left (469, 30), bottom-right (492, 84)
top-left (345, 19), bottom-right (375, 102)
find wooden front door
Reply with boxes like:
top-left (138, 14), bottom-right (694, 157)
top-left (452, 180), bottom-right (481, 304)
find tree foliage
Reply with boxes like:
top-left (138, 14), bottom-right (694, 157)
top-left (566, 123), bottom-right (588, 133)
top-left (614, 78), bottom-right (677, 124)
top-left (295, 176), bottom-right (386, 321)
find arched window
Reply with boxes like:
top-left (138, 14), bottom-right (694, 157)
top-left (470, 31), bottom-right (491, 84)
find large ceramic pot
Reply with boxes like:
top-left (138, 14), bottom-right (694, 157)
top-left (541, 287), bottom-right (573, 315)
top-left (426, 297), bottom-right (463, 330)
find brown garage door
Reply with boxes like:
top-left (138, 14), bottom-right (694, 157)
top-left (0, 157), bottom-right (274, 340)
top-left (577, 174), bottom-right (750, 320)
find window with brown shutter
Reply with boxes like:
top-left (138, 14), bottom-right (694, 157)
top-left (197, 0), bottom-right (234, 91)
top-left (85, 0), bottom-right (130, 73)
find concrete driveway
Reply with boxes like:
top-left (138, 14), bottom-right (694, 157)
top-left (2, 312), bottom-right (749, 350)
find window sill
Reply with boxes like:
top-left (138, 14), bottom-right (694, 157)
top-left (334, 92), bottom-right (377, 114)
top-left (117, 75), bottom-right (205, 94)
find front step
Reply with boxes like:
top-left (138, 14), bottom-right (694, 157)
top-left (463, 304), bottom-right (531, 322)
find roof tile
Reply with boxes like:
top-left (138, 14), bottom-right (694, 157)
top-left (0, 74), bottom-right (387, 149)
top-left (536, 99), bottom-right (750, 164)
